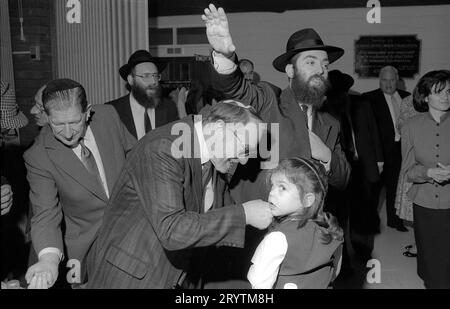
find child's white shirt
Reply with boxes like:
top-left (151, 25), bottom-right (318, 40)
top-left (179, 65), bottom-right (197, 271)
top-left (247, 231), bottom-right (288, 289)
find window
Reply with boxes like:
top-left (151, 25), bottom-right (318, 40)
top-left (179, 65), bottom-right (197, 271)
top-left (176, 27), bottom-right (208, 45)
top-left (149, 28), bottom-right (173, 45)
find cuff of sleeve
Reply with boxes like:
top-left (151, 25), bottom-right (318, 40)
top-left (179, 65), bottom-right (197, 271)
top-left (38, 247), bottom-right (63, 261)
top-left (421, 166), bottom-right (432, 181)
top-left (212, 50), bottom-right (237, 74)
top-left (322, 159), bottom-right (331, 173)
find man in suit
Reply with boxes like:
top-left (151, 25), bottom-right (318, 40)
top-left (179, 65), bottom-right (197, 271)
top-left (107, 50), bottom-right (179, 140)
top-left (362, 66), bottom-right (409, 232)
top-left (326, 70), bottom-right (384, 262)
top-left (23, 79), bottom-right (136, 288)
top-left (87, 101), bottom-right (273, 288)
top-left (202, 4), bottom-right (350, 205)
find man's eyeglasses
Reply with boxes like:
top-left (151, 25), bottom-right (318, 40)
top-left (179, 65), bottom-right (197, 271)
top-left (233, 130), bottom-right (254, 159)
top-left (49, 113), bottom-right (86, 133)
top-left (133, 73), bottom-right (161, 82)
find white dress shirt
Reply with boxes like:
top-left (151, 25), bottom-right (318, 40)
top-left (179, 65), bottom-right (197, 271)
top-left (247, 231), bottom-right (288, 289)
top-left (383, 91), bottom-right (402, 141)
top-left (194, 120), bottom-right (214, 212)
top-left (38, 126), bottom-right (109, 261)
top-left (130, 93), bottom-right (155, 140)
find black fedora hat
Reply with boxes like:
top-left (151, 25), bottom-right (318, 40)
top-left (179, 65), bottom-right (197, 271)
top-left (328, 70), bottom-right (354, 92)
top-left (272, 28), bottom-right (344, 72)
top-left (119, 50), bottom-right (166, 81)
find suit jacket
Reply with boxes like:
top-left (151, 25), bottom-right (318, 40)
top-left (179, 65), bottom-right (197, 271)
top-left (211, 66), bottom-right (350, 203)
top-left (350, 95), bottom-right (384, 182)
top-left (23, 104), bottom-right (136, 275)
top-left (87, 116), bottom-right (246, 289)
top-left (362, 88), bottom-right (410, 159)
top-left (107, 94), bottom-right (179, 139)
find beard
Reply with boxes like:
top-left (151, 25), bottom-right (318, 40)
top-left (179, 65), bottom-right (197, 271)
top-left (131, 84), bottom-right (161, 109)
top-left (290, 71), bottom-right (329, 109)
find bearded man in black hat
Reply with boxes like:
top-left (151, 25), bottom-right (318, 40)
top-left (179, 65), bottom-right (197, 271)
top-left (202, 4), bottom-right (350, 205)
top-left (107, 50), bottom-right (179, 140)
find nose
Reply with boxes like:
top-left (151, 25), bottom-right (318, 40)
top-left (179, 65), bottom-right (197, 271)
top-left (268, 190), bottom-right (275, 202)
top-left (61, 125), bottom-right (73, 139)
top-left (317, 64), bottom-right (325, 76)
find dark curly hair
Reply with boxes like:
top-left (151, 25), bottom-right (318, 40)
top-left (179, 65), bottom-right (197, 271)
top-left (413, 70), bottom-right (450, 112)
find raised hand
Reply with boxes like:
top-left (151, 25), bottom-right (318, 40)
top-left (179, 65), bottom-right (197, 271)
top-left (201, 4), bottom-right (236, 57)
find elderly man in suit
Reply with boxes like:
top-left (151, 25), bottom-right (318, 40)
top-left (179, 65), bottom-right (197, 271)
top-left (362, 66), bottom-right (410, 232)
top-left (202, 5), bottom-right (350, 205)
top-left (24, 79), bottom-right (136, 288)
top-left (107, 50), bottom-right (179, 140)
top-left (87, 100), bottom-right (273, 288)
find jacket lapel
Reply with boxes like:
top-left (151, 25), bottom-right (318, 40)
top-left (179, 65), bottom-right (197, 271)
top-left (44, 125), bottom-right (108, 202)
top-left (312, 111), bottom-right (332, 144)
top-left (89, 114), bottom-right (114, 200)
top-left (189, 117), bottom-right (203, 213)
top-left (155, 100), bottom-right (165, 128)
top-left (279, 88), bottom-right (311, 158)
top-left (117, 95), bottom-right (138, 139)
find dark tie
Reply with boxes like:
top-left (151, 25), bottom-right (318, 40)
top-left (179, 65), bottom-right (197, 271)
top-left (202, 161), bottom-right (213, 191)
top-left (144, 109), bottom-right (152, 133)
top-left (79, 139), bottom-right (104, 192)
top-left (300, 104), bottom-right (309, 129)
top-left (202, 161), bottom-right (214, 212)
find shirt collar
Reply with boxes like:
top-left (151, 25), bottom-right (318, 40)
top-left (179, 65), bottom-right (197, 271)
top-left (194, 120), bottom-right (210, 165)
top-left (383, 90), bottom-right (400, 101)
top-left (427, 110), bottom-right (450, 123)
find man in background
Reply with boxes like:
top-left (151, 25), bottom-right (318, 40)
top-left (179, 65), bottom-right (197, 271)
top-left (362, 66), bottom-right (409, 232)
top-left (107, 50), bottom-right (179, 140)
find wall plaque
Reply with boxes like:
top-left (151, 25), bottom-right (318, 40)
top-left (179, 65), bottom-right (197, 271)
top-left (355, 35), bottom-right (421, 78)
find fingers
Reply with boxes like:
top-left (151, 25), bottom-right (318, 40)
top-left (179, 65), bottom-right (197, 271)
top-left (202, 4), bottom-right (224, 22)
top-left (28, 274), bottom-right (38, 289)
top-left (437, 162), bottom-right (450, 170)
top-left (28, 272), bottom-right (51, 289)
top-left (1, 205), bottom-right (12, 215)
top-left (209, 3), bottom-right (218, 15)
top-left (46, 272), bottom-right (54, 287)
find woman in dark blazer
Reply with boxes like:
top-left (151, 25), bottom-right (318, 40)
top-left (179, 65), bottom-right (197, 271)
top-left (400, 70), bottom-right (450, 288)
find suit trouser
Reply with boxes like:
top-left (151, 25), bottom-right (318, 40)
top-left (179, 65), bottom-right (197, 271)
top-left (380, 141), bottom-right (402, 225)
top-left (347, 160), bottom-right (380, 257)
top-left (349, 161), bottom-right (380, 235)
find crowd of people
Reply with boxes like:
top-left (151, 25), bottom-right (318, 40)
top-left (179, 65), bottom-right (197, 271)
top-left (1, 4), bottom-right (449, 289)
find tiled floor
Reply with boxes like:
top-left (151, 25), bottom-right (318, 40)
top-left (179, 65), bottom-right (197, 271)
top-left (334, 198), bottom-right (425, 289)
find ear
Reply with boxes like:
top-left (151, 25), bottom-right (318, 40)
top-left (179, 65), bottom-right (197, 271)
top-left (285, 64), bottom-right (295, 79)
top-left (303, 192), bottom-right (316, 208)
top-left (424, 96), bottom-right (429, 103)
top-left (127, 74), bottom-right (134, 87)
top-left (86, 104), bottom-right (93, 121)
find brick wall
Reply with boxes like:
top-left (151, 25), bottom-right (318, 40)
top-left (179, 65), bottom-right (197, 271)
top-left (9, 0), bottom-right (55, 147)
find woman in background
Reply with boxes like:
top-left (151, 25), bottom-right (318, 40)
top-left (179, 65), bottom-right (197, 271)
top-left (400, 70), bottom-right (450, 288)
